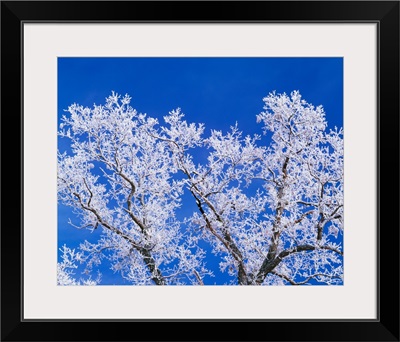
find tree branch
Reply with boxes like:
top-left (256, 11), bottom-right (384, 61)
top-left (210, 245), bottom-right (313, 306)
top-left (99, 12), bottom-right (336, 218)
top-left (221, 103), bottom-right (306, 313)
top-left (271, 270), bottom-right (342, 285)
top-left (73, 191), bottom-right (165, 285)
top-left (255, 243), bottom-right (343, 285)
top-left (193, 270), bottom-right (204, 285)
top-left (265, 156), bottom-right (290, 262)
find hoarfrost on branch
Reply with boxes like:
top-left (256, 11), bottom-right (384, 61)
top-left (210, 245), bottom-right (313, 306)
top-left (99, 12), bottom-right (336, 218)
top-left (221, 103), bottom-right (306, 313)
top-left (58, 91), bottom-right (343, 285)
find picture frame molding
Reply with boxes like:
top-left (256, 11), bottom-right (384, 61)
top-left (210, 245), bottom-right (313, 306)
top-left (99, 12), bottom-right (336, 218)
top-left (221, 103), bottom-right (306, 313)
top-left (1, 1), bottom-right (398, 341)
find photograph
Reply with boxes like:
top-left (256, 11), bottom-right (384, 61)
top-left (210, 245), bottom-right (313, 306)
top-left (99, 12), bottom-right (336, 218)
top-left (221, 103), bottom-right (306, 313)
top-left (2, 0), bottom-right (399, 339)
top-left (57, 57), bottom-right (344, 286)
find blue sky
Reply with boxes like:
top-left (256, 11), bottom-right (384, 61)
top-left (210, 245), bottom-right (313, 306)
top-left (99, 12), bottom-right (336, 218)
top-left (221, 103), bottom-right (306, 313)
top-left (58, 57), bottom-right (343, 285)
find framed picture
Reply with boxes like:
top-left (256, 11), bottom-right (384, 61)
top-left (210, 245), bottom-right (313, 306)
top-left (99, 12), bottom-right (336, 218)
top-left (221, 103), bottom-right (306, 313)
top-left (1, 1), bottom-right (399, 341)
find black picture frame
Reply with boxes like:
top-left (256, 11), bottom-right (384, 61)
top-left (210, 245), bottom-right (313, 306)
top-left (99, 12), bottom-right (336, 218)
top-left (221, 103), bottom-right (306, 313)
top-left (1, 1), bottom-right (399, 341)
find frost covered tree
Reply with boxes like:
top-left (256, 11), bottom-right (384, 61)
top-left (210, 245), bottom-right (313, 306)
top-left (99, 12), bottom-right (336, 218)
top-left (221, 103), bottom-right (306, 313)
top-left (57, 245), bottom-right (101, 285)
top-left (58, 91), bottom-right (343, 285)
top-left (58, 93), bottom-right (208, 285)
